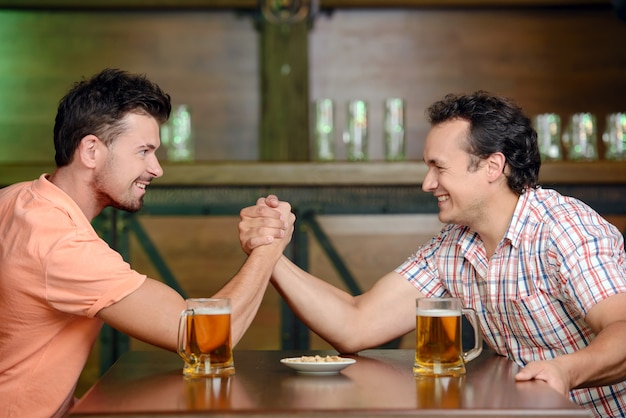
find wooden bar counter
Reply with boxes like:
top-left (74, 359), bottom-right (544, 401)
top-left (2, 161), bottom-right (626, 186)
top-left (2, 162), bottom-right (624, 220)
top-left (68, 349), bottom-right (589, 417)
top-left (2, 161), bottom-right (625, 216)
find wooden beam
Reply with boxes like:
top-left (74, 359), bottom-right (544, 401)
top-left (4, 162), bottom-right (626, 187)
top-left (0, 0), bottom-right (610, 10)
top-left (258, 19), bottom-right (311, 161)
top-left (320, 0), bottom-right (610, 6)
top-left (0, 0), bottom-right (256, 9)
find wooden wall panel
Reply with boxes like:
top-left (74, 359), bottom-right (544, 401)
top-left (0, 9), bottom-right (258, 163)
top-left (2, 7), bottom-right (626, 164)
top-left (1, 7), bottom-right (625, 163)
top-left (309, 8), bottom-right (626, 161)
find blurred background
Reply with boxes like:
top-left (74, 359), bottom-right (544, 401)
top-left (1, 0), bottom-right (625, 395)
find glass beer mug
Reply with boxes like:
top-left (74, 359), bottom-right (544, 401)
top-left (562, 113), bottom-right (598, 161)
top-left (384, 98), bottom-right (406, 161)
top-left (344, 99), bottom-right (369, 161)
top-left (603, 112), bottom-right (626, 160)
top-left (533, 113), bottom-right (562, 161)
top-left (312, 98), bottom-right (336, 161)
top-left (413, 298), bottom-right (482, 377)
top-left (178, 298), bottom-right (235, 377)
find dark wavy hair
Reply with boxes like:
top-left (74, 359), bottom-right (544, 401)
top-left (53, 68), bottom-right (171, 167)
top-left (426, 91), bottom-right (540, 195)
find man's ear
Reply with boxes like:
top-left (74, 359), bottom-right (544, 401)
top-left (486, 152), bottom-right (507, 182)
top-left (77, 135), bottom-right (103, 169)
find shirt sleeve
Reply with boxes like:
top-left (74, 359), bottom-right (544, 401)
top-left (395, 225), bottom-right (453, 298)
top-left (44, 225), bottom-right (146, 318)
top-left (551, 207), bottom-right (626, 316)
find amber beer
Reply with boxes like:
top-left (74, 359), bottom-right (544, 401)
top-left (414, 309), bottom-right (463, 376)
top-left (413, 298), bottom-right (482, 377)
top-left (178, 298), bottom-right (235, 377)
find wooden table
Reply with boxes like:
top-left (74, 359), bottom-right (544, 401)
top-left (68, 349), bottom-right (589, 417)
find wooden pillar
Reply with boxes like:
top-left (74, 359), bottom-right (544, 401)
top-left (258, 6), bottom-right (311, 161)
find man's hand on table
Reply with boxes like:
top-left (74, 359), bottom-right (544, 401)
top-left (515, 359), bottom-right (571, 396)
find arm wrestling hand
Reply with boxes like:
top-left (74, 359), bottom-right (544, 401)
top-left (239, 195), bottom-right (295, 255)
top-left (514, 359), bottom-right (571, 396)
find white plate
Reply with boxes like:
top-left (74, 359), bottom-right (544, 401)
top-left (280, 357), bottom-right (356, 375)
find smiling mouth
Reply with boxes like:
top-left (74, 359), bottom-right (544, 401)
top-left (437, 195), bottom-right (449, 202)
top-left (134, 182), bottom-right (147, 190)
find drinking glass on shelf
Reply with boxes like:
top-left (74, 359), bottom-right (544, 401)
top-left (533, 113), bottom-right (562, 161)
top-left (562, 113), bottom-right (598, 161)
top-left (311, 98), bottom-right (335, 161)
top-left (384, 98), bottom-right (406, 161)
top-left (602, 112), bottom-right (626, 160)
top-left (165, 104), bottom-right (194, 162)
top-left (344, 100), bottom-right (368, 161)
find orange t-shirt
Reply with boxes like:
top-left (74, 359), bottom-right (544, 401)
top-left (0, 174), bottom-right (146, 418)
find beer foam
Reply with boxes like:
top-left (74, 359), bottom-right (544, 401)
top-left (192, 307), bottom-right (231, 315)
top-left (416, 308), bottom-right (460, 317)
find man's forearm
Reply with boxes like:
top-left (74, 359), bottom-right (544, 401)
top-left (563, 321), bottom-right (626, 389)
top-left (215, 244), bottom-right (286, 345)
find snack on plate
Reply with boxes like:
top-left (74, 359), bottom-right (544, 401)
top-left (284, 355), bottom-right (352, 363)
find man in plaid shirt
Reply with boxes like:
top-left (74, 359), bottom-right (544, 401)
top-left (241, 91), bottom-right (626, 417)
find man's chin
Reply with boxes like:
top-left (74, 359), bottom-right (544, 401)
top-left (111, 200), bottom-right (143, 213)
top-left (437, 212), bottom-right (453, 225)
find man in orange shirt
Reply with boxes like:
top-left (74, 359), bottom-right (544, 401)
top-left (0, 68), bottom-right (293, 418)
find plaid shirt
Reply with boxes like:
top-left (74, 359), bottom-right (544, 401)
top-left (397, 187), bottom-right (626, 417)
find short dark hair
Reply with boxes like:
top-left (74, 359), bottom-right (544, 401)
top-left (53, 68), bottom-right (171, 167)
top-left (426, 91), bottom-right (540, 195)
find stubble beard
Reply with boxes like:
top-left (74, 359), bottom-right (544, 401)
top-left (93, 167), bottom-right (144, 214)
top-left (111, 195), bottom-right (144, 213)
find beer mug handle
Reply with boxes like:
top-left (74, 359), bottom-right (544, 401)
top-left (461, 308), bottom-right (483, 363)
top-left (177, 308), bottom-right (192, 360)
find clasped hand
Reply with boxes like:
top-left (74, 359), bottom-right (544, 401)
top-left (239, 195), bottom-right (296, 254)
